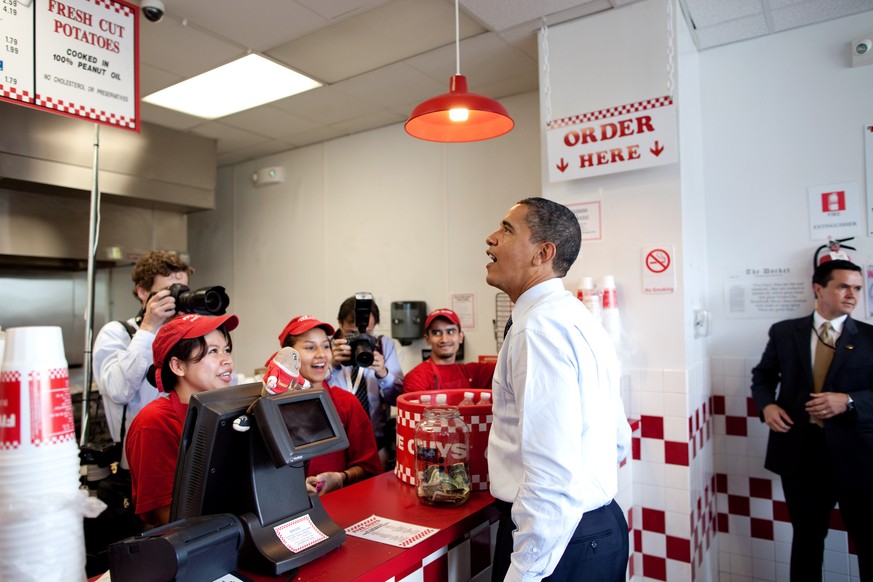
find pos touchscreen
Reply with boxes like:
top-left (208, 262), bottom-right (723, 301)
top-left (252, 388), bottom-right (349, 468)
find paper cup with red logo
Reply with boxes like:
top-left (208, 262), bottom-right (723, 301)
top-left (0, 326), bottom-right (77, 455)
top-left (0, 326), bottom-right (88, 581)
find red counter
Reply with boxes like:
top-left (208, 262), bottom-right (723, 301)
top-left (288, 471), bottom-right (497, 582)
top-left (93, 472), bottom-right (497, 582)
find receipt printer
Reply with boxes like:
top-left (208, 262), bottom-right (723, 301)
top-left (109, 513), bottom-right (244, 582)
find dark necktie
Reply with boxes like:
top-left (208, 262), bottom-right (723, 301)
top-left (352, 366), bottom-right (370, 417)
top-left (503, 316), bottom-right (513, 339)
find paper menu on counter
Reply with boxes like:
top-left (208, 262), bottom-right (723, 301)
top-left (346, 515), bottom-right (438, 548)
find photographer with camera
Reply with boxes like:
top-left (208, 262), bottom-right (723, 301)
top-left (92, 251), bottom-right (195, 470)
top-left (329, 294), bottom-right (403, 469)
top-left (402, 308), bottom-right (496, 393)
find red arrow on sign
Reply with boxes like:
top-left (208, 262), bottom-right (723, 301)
top-left (556, 158), bottom-right (569, 173)
top-left (650, 141), bottom-right (664, 157)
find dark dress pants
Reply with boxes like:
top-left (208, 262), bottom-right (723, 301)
top-left (492, 499), bottom-right (628, 582)
top-left (780, 424), bottom-right (873, 582)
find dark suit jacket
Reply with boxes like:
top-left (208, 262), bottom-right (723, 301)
top-left (750, 314), bottom-right (873, 487)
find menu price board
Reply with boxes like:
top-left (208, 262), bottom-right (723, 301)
top-left (1, 0), bottom-right (139, 131)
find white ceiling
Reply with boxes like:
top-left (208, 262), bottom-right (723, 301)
top-left (136, 0), bottom-right (873, 167)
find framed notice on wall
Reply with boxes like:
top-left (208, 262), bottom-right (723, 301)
top-left (0, 0), bottom-right (139, 131)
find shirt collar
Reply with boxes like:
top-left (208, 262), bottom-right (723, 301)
top-left (813, 311), bottom-right (848, 334)
top-left (513, 278), bottom-right (564, 321)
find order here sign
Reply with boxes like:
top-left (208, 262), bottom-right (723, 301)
top-left (546, 96), bottom-right (677, 182)
top-left (0, 0), bottom-right (139, 131)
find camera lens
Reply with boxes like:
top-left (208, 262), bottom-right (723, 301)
top-left (353, 344), bottom-right (375, 367)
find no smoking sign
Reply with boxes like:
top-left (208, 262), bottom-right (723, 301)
top-left (642, 246), bottom-right (675, 294)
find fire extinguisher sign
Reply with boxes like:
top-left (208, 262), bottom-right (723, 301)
top-left (642, 246), bottom-right (675, 294)
top-left (808, 182), bottom-right (860, 241)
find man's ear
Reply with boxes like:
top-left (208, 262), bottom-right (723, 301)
top-left (533, 242), bottom-right (557, 266)
top-left (135, 285), bottom-right (151, 304)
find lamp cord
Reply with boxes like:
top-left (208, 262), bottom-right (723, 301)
top-left (454, 0), bottom-right (461, 75)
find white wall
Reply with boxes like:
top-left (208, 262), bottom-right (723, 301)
top-left (189, 92), bottom-right (540, 377)
top-left (702, 12), bottom-right (873, 359)
top-left (539, 0), bottom-right (687, 372)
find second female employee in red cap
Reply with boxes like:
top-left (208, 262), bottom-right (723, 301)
top-left (277, 315), bottom-right (382, 495)
top-left (126, 313), bottom-right (238, 528)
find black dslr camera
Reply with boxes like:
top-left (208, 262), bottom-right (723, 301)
top-left (341, 292), bottom-right (379, 367)
top-left (152, 283), bottom-right (230, 316)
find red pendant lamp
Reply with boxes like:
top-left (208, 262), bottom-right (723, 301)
top-left (405, 0), bottom-right (514, 143)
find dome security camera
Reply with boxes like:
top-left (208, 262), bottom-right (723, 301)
top-left (141, 0), bottom-right (165, 23)
top-left (855, 39), bottom-right (872, 56)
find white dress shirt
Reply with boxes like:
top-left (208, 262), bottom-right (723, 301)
top-left (92, 318), bottom-right (160, 468)
top-left (487, 278), bottom-right (631, 582)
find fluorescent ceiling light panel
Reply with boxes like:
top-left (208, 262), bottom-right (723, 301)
top-left (143, 54), bottom-right (322, 119)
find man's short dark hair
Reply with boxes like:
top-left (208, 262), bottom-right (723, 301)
top-left (131, 250), bottom-right (194, 298)
top-left (812, 259), bottom-right (861, 287)
top-left (337, 296), bottom-right (381, 326)
top-left (518, 197), bottom-right (581, 277)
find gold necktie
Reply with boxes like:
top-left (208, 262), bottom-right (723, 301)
top-left (813, 322), bottom-right (834, 393)
top-left (812, 322), bottom-right (834, 427)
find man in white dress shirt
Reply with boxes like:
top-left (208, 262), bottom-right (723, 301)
top-left (485, 197), bottom-right (631, 582)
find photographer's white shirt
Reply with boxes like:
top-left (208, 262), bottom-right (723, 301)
top-left (93, 318), bottom-right (160, 469)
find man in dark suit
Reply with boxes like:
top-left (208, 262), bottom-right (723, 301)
top-left (751, 259), bottom-right (872, 581)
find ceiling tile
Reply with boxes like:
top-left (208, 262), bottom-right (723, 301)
top-left (217, 140), bottom-right (297, 167)
top-left (463, 0), bottom-right (607, 32)
top-left (769, 0), bottom-right (873, 32)
top-left (139, 15), bottom-right (244, 79)
top-left (682, 0), bottom-right (763, 28)
top-left (139, 63), bottom-right (182, 97)
top-left (140, 102), bottom-right (206, 130)
top-left (271, 85), bottom-right (385, 125)
top-left (190, 123), bottom-right (273, 153)
top-left (329, 110), bottom-right (409, 134)
top-left (220, 106), bottom-right (323, 138)
top-left (296, 0), bottom-right (393, 20)
top-left (283, 126), bottom-right (347, 148)
top-left (694, 13), bottom-right (771, 49)
top-left (160, 0), bottom-right (327, 52)
top-left (265, 0), bottom-right (485, 83)
top-left (335, 63), bottom-right (447, 109)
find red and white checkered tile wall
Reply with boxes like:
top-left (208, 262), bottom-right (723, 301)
top-left (627, 359), bottom-right (861, 581)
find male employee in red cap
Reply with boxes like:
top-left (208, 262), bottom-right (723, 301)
top-left (126, 313), bottom-right (238, 528)
top-left (401, 308), bottom-right (496, 393)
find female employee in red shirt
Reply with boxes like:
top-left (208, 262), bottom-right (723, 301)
top-left (277, 315), bottom-right (382, 494)
top-left (126, 313), bottom-right (238, 528)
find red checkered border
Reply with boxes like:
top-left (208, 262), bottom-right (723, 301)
top-left (548, 95), bottom-right (674, 130)
top-left (34, 95), bottom-right (136, 128)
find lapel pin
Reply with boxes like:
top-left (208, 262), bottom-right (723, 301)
top-left (846, 345), bottom-right (855, 350)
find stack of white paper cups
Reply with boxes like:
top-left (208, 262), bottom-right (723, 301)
top-left (0, 326), bottom-right (86, 581)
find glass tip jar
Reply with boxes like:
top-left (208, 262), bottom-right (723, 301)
top-left (414, 406), bottom-right (471, 506)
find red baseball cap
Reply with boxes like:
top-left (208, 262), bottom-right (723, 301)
top-left (278, 315), bottom-right (336, 345)
top-left (425, 308), bottom-right (461, 332)
top-left (152, 313), bottom-right (239, 392)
